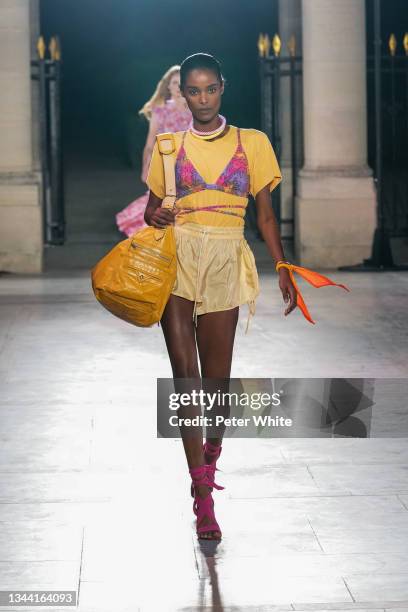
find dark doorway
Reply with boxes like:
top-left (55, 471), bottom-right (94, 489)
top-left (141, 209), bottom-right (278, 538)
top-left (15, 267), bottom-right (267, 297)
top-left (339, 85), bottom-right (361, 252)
top-left (365, 0), bottom-right (408, 246)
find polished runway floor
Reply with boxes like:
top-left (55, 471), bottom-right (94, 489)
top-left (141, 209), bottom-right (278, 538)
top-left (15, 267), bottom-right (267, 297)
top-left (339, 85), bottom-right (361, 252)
top-left (0, 265), bottom-right (408, 611)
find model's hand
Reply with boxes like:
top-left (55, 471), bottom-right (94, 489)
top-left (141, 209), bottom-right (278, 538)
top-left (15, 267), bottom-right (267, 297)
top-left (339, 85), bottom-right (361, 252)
top-left (278, 268), bottom-right (297, 316)
top-left (149, 207), bottom-right (176, 228)
top-left (140, 168), bottom-right (148, 183)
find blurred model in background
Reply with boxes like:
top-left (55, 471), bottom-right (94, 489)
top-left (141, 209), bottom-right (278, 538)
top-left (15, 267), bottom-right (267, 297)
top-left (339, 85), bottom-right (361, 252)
top-left (116, 65), bottom-right (192, 236)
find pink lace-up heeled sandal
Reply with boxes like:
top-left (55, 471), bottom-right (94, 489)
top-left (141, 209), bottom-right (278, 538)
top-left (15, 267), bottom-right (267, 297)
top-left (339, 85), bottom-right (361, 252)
top-left (190, 441), bottom-right (223, 497)
top-left (189, 465), bottom-right (223, 540)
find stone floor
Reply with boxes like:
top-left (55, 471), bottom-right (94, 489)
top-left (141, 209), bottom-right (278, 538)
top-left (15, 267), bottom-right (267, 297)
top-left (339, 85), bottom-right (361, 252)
top-left (0, 262), bottom-right (408, 611)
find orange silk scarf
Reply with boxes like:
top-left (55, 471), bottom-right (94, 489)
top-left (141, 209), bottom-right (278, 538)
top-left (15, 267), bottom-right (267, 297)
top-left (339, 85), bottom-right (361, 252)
top-left (275, 262), bottom-right (350, 324)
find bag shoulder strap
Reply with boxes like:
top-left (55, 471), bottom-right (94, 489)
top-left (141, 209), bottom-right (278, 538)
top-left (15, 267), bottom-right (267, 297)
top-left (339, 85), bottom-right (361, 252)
top-left (156, 133), bottom-right (176, 210)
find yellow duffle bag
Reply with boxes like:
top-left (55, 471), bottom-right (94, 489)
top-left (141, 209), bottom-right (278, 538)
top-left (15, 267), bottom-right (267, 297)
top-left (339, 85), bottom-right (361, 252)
top-left (91, 133), bottom-right (177, 327)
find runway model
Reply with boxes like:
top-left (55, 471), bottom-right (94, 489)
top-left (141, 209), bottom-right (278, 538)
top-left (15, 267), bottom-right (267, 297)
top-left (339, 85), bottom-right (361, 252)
top-left (144, 53), bottom-right (297, 540)
top-left (116, 65), bottom-right (192, 236)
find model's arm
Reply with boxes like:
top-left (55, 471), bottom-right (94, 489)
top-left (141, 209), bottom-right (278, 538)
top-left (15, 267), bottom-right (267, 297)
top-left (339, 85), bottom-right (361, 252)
top-left (141, 113), bottom-right (160, 183)
top-left (255, 185), bottom-right (297, 316)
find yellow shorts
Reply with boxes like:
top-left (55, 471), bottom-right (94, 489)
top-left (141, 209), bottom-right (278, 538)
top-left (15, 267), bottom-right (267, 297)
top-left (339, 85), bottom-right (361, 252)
top-left (171, 222), bottom-right (260, 333)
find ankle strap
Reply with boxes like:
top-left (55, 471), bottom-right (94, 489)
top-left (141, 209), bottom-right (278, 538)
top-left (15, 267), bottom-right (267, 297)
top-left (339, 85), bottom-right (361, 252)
top-left (204, 441), bottom-right (222, 456)
top-left (189, 465), bottom-right (225, 491)
top-left (189, 465), bottom-right (208, 486)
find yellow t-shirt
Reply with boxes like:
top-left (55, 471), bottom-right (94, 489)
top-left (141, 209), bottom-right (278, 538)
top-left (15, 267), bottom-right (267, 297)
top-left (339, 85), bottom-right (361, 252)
top-left (146, 125), bottom-right (282, 227)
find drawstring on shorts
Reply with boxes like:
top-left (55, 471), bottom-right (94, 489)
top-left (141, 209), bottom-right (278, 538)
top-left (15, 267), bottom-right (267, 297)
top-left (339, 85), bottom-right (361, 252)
top-left (245, 299), bottom-right (256, 334)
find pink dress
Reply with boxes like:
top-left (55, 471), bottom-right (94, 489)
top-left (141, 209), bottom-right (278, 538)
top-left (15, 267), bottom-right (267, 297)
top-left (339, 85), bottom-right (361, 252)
top-left (116, 100), bottom-right (192, 236)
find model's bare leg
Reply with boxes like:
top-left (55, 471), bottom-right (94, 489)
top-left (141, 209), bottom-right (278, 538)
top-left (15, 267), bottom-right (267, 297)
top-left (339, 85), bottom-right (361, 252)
top-left (160, 294), bottom-right (219, 538)
top-left (196, 307), bottom-right (239, 460)
top-left (160, 294), bottom-right (202, 464)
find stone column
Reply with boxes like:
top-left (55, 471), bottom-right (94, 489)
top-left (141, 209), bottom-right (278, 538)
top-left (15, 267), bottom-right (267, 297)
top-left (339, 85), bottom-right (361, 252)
top-left (296, 0), bottom-right (376, 267)
top-left (0, 0), bottom-right (42, 273)
top-left (30, 0), bottom-right (41, 172)
top-left (279, 0), bottom-right (302, 240)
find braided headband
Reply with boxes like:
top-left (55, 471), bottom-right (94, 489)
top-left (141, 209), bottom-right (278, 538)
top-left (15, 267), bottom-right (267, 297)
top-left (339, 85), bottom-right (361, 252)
top-left (275, 260), bottom-right (350, 324)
